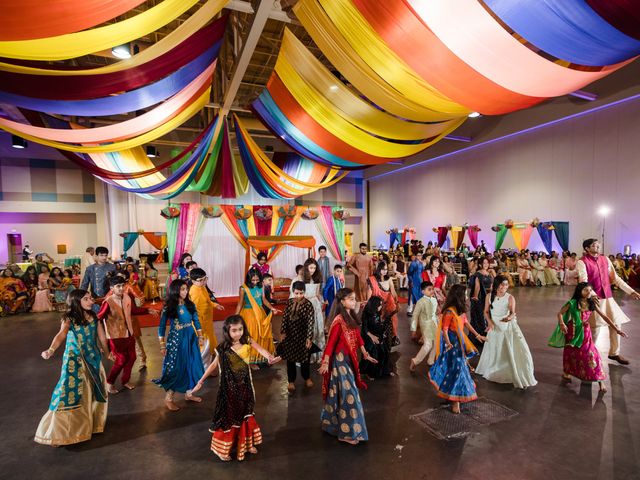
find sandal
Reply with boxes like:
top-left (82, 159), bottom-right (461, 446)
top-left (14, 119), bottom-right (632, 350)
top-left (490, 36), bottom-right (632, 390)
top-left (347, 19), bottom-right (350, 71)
top-left (451, 403), bottom-right (461, 415)
top-left (185, 392), bottom-right (202, 402)
top-left (164, 392), bottom-right (180, 411)
top-left (339, 438), bottom-right (359, 445)
top-left (215, 453), bottom-right (232, 462)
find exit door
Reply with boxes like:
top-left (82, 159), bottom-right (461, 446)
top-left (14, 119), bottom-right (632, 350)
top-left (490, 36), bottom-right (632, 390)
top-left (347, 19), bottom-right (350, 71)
top-left (7, 233), bottom-right (22, 263)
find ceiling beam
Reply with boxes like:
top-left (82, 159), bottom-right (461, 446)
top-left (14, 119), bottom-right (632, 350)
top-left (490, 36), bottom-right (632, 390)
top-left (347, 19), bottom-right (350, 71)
top-left (219, 0), bottom-right (275, 118)
top-left (225, 0), bottom-right (293, 23)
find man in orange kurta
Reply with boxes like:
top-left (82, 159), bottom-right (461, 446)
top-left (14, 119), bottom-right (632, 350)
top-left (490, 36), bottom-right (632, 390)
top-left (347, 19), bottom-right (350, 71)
top-left (347, 243), bottom-right (374, 301)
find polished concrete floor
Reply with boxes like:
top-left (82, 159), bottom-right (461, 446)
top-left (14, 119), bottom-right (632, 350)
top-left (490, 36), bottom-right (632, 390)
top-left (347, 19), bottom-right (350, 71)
top-left (2, 286), bottom-right (639, 480)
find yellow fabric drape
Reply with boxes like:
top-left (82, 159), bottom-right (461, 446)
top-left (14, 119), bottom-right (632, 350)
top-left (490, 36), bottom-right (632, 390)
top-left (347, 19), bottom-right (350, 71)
top-left (293, 0), bottom-right (466, 122)
top-left (278, 29), bottom-right (460, 142)
top-left (1, 88), bottom-right (211, 153)
top-left (235, 115), bottom-right (348, 194)
top-left (0, 0), bottom-right (229, 72)
top-left (268, 207), bottom-right (306, 262)
top-left (0, 0), bottom-right (203, 61)
top-left (275, 53), bottom-right (464, 157)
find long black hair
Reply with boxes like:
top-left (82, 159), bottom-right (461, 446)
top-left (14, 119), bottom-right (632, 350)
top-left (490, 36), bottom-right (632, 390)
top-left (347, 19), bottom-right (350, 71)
top-left (374, 261), bottom-right (389, 281)
top-left (64, 289), bottom-right (96, 327)
top-left (428, 255), bottom-right (442, 272)
top-left (571, 282), bottom-right (597, 311)
top-left (362, 295), bottom-right (383, 322)
top-left (489, 275), bottom-right (509, 310)
top-left (164, 279), bottom-right (196, 319)
top-left (327, 287), bottom-right (360, 329)
top-left (303, 258), bottom-right (322, 284)
top-left (219, 314), bottom-right (250, 351)
top-left (178, 252), bottom-right (192, 267)
top-left (441, 284), bottom-right (467, 315)
top-left (244, 268), bottom-right (263, 288)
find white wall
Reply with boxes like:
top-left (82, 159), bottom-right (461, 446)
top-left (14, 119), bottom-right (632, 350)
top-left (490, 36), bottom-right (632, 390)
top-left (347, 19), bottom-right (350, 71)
top-left (368, 97), bottom-right (640, 254)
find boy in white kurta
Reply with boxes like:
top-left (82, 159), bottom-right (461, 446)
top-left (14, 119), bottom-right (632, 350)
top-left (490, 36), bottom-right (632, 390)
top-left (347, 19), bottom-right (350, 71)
top-left (410, 281), bottom-right (439, 370)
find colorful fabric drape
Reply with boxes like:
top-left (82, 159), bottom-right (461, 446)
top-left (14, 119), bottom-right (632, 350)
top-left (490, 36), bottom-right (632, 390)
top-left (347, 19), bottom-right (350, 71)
top-left (0, 15), bottom-right (227, 98)
top-left (389, 230), bottom-right (401, 249)
top-left (494, 225), bottom-right (508, 250)
top-left (332, 207), bottom-right (346, 261)
top-left (467, 226), bottom-right (479, 249)
top-left (586, 0), bottom-right (640, 40)
top-left (252, 206), bottom-right (273, 237)
top-left (537, 225), bottom-right (554, 254)
top-left (142, 232), bottom-right (168, 251)
top-left (120, 232), bottom-right (140, 255)
top-left (551, 222), bottom-right (570, 252)
top-left (510, 225), bottom-right (535, 251)
top-left (314, 206), bottom-right (342, 261)
top-left (171, 203), bottom-right (204, 271)
top-left (0, 0), bottom-right (202, 60)
top-left (166, 204), bottom-right (181, 272)
top-left (437, 227), bottom-right (448, 248)
top-left (484, 0), bottom-right (640, 67)
top-left (450, 227), bottom-right (468, 251)
top-left (0, 0), bottom-right (146, 41)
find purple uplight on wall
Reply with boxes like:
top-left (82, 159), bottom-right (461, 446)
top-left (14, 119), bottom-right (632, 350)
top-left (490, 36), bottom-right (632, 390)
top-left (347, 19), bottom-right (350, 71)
top-left (368, 92), bottom-right (640, 181)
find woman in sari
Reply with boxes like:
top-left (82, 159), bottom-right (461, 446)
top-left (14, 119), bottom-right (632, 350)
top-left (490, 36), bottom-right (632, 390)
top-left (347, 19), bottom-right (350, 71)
top-left (516, 253), bottom-right (534, 286)
top-left (0, 268), bottom-right (28, 314)
top-left (35, 289), bottom-right (111, 446)
top-left (564, 253), bottom-right (579, 286)
top-left (235, 269), bottom-right (279, 367)
top-left (142, 260), bottom-right (160, 301)
top-left (48, 267), bottom-right (74, 304)
top-left (540, 253), bottom-right (560, 286)
top-left (319, 288), bottom-right (377, 445)
top-left (22, 270), bottom-right (39, 310)
top-left (429, 284), bottom-right (485, 414)
top-left (366, 261), bottom-right (399, 343)
top-left (529, 253), bottom-right (546, 286)
top-left (32, 265), bottom-right (53, 313)
top-left (549, 282), bottom-right (627, 393)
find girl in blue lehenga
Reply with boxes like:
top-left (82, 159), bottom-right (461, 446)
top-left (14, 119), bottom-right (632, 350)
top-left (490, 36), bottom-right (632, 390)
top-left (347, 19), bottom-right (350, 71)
top-left (429, 284), bottom-right (486, 414)
top-left (35, 289), bottom-right (112, 446)
top-left (153, 279), bottom-right (205, 411)
top-left (319, 288), bottom-right (378, 445)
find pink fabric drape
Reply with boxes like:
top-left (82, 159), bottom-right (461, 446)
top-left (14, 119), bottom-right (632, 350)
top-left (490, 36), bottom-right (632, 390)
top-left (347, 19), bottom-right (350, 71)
top-left (172, 202), bottom-right (202, 270)
top-left (468, 226), bottom-right (479, 249)
top-left (437, 227), bottom-right (448, 247)
top-left (314, 206), bottom-right (342, 260)
top-left (253, 206), bottom-right (273, 236)
top-left (511, 225), bottom-right (535, 251)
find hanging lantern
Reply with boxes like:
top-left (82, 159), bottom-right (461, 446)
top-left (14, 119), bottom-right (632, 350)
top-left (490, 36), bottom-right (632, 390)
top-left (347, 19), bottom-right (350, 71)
top-left (277, 205), bottom-right (297, 218)
top-left (333, 209), bottom-right (350, 221)
top-left (234, 207), bottom-right (252, 220)
top-left (254, 207), bottom-right (273, 221)
top-left (491, 226), bottom-right (500, 232)
top-left (504, 219), bottom-right (514, 229)
top-left (530, 217), bottom-right (541, 227)
top-left (201, 205), bottom-right (223, 218)
top-left (160, 206), bottom-right (180, 219)
top-left (302, 208), bottom-right (319, 220)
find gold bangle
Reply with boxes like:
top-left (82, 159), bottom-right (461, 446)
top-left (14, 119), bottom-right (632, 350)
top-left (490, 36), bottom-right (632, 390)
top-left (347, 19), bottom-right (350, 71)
top-left (47, 347), bottom-right (55, 354)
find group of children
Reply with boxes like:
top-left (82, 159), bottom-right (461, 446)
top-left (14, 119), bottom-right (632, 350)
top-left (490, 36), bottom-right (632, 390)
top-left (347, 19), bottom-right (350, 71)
top-left (34, 245), bottom-right (632, 461)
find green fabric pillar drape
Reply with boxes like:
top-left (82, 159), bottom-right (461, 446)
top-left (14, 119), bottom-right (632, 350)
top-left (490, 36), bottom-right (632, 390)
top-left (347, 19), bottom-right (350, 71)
top-left (495, 224), bottom-right (508, 250)
top-left (332, 207), bottom-right (345, 261)
top-left (166, 203), bottom-right (180, 274)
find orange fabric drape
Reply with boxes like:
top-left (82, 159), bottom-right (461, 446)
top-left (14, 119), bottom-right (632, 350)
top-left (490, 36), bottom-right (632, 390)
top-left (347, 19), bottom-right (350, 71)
top-left (244, 235), bottom-right (316, 272)
top-left (141, 232), bottom-right (167, 250)
top-left (0, 0), bottom-right (146, 41)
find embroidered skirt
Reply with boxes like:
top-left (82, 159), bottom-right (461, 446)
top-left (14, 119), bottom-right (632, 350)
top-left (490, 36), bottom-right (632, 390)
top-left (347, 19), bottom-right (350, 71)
top-left (210, 415), bottom-right (262, 461)
top-left (320, 352), bottom-right (368, 442)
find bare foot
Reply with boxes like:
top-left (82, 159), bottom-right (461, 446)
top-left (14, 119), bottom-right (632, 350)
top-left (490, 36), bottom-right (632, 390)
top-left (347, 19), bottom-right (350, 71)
top-left (338, 438), bottom-right (359, 445)
top-left (287, 383), bottom-right (296, 392)
top-left (215, 453), bottom-right (232, 462)
top-left (123, 383), bottom-right (136, 390)
top-left (562, 373), bottom-right (572, 382)
top-left (599, 382), bottom-right (607, 393)
top-left (248, 447), bottom-right (258, 454)
top-left (409, 358), bottom-right (417, 373)
top-left (107, 384), bottom-right (119, 394)
top-left (250, 364), bottom-right (260, 371)
top-left (186, 393), bottom-right (202, 402)
top-left (165, 400), bottom-right (180, 411)
top-left (305, 379), bottom-right (314, 388)
top-left (451, 402), bottom-right (461, 414)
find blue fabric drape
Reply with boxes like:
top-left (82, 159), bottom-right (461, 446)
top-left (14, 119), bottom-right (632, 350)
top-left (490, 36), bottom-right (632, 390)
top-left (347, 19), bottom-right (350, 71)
top-left (551, 222), bottom-right (570, 252)
top-left (537, 225), bottom-right (554, 254)
top-left (122, 232), bottom-right (140, 255)
top-left (485, 0), bottom-right (640, 66)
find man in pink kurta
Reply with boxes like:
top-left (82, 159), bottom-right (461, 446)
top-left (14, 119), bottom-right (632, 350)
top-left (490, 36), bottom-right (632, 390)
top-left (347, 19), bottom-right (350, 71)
top-left (347, 243), bottom-right (374, 302)
top-left (577, 238), bottom-right (640, 365)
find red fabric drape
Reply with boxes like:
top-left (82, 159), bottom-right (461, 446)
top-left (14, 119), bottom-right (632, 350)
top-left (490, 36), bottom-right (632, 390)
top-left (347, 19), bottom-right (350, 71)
top-left (437, 227), bottom-right (448, 247)
top-left (468, 226), bottom-right (479, 249)
top-left (252, 206), bottom-right (273, 236)
top-left (0, 15), bottom-right (227, 99)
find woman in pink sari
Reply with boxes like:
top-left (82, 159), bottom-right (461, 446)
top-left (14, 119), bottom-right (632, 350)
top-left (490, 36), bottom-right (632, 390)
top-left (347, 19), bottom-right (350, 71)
top-left (550, 282), bottom-right (627, 393)
top-left (516, 254), bottom-right (534, 286)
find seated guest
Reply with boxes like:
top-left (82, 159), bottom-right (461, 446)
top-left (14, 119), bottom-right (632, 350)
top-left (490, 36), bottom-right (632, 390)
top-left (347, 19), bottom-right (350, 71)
top-left (0, 268), bottom-right (28, 314)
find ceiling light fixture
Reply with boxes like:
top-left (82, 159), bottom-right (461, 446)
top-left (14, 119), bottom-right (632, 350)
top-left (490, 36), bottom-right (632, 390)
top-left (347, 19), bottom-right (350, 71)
top-left (112, 44), bottom-right (131, 59)
top-left (146, 146), bottom-right (158, 158)
top-left (11, 135), bottom-right (27, 149)
top-left (468, 112), bottom-right (481, 118)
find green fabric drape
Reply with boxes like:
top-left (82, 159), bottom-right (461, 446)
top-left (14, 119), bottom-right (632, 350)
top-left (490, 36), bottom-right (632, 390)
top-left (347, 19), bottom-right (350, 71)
top-left (332, 207), bottom-right (345, 261)
top-left (548, 299), bottom-right (584, 348)
top-left (494, 224), bottom-right (508, 250)
top-left (166, 203), bottom-right (180, 273)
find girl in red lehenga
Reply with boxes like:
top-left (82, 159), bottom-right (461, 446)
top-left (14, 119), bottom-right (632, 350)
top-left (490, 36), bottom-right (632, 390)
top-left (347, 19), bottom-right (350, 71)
top-left (366, 261), bottom-right (399, 345)
top-left (192, 315), bottom-right (278, 462)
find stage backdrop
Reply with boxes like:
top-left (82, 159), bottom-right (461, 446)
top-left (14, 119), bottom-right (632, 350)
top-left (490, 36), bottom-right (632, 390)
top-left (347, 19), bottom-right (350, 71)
top-left (367, 95), bottom-right (640, 254)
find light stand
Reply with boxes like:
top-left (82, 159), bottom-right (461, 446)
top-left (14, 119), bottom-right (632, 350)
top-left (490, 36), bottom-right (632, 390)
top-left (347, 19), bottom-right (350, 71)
top-left (598, 206), bottom-right (610, 254)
